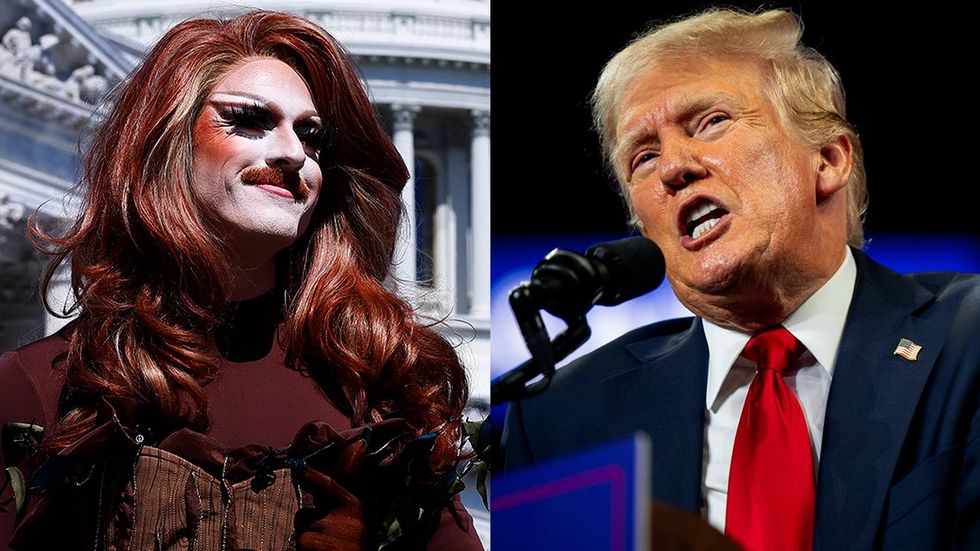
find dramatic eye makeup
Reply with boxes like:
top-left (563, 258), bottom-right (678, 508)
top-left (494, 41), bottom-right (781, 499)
top-left (216, 103), bottom-right (275, 137)
top-left (295, 124), bottom-right (330, 150)
top-left (212, 101), bottom-right (329, 156)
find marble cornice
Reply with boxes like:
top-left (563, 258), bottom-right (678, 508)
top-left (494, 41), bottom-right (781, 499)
top-left (74, 3), bottom-right (489, 68)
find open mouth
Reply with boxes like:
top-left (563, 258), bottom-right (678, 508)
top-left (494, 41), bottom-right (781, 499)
top-left (681, 198), bottom-right (729, 240)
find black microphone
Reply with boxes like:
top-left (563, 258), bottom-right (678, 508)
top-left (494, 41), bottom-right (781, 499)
top-left (524, 236), bottom-right (666, 321)
top-left (493, 236), bottom-right (667, 405)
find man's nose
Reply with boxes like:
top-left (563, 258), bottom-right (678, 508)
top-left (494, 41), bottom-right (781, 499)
top-left (658, 136), bottom-right (707, 191)
top-left (267, 126), bottom-right (306, 171)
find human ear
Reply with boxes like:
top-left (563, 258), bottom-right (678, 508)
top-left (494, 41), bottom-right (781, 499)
top-left (815, 134), bottom-right (853, 200)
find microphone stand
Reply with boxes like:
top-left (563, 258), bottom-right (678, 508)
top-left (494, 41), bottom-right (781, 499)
top-left (490, 283), bottom-right (592, 405)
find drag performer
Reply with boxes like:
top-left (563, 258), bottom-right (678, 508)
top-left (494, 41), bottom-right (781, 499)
top-left (0, 11), bottom-right (482, 551)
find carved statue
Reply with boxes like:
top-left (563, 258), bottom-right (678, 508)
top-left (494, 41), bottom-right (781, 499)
top-left (0, 16), bottom-right (111, 105)
top-left (67, 64), bottom-right (108, 103)
top-left (1, 17), bottom-right (36, 79)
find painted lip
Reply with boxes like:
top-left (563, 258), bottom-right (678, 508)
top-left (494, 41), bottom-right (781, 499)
top-left (252, 183), bottom-right (296, 199)
top-left (676, 193), bottom-right (731, 251)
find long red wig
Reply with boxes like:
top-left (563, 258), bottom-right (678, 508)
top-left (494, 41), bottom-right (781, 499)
top-left (31, 11), bottom-right (468, 476)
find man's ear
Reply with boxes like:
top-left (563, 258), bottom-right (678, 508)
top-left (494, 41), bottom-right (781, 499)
top-left (816, 134), bottom-right (853, 200)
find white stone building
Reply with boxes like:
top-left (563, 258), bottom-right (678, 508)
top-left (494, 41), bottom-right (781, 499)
top-left (0, 0), bottom-right (489, 543)
top-left (0, 0), bottom-right (130, 350)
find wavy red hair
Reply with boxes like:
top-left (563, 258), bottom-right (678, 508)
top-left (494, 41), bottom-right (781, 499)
top-left (31, 11), bottom-right (467, 476)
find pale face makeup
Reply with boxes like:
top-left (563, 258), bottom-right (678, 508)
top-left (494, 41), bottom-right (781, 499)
top-left (191, 58), bottom-right (325, 274)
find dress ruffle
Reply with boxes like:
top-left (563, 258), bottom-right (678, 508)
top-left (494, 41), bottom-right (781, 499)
top-left (10, 398), bottom-right (458, 551)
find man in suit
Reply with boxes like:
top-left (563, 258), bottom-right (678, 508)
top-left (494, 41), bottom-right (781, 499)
top-left (501, 8), bottom-right (979, 550)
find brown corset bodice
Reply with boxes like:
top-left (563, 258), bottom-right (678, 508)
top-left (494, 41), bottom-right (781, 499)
top-left (8, 406), bottom-right (457, 551)
top-left (124, 446), bottom-right (302, 550)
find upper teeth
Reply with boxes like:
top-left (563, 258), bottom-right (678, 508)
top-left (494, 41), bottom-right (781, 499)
top-left (687, 201), bottom-right (719, 225)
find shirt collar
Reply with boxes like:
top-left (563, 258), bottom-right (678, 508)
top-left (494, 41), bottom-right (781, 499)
top-left (703, 247), bottom-right (857, 410)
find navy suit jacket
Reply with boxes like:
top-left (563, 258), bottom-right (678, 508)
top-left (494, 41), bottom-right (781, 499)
top-left (502, 249), bottom-right (980, 549)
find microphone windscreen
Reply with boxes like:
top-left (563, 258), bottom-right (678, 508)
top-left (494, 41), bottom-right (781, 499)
top-left (586, 236), bottom-right (666, 306)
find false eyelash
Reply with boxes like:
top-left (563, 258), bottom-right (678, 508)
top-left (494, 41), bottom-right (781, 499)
top-left (298, 125), bottom-right (337, 148)
top-left (297, 126), bottom-right (329, 144)
top-left (218, 103), bottom-right (274, 130)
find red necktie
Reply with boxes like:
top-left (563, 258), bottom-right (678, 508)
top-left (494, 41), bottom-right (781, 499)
top-left (725, 326), bottom-right (815, 551)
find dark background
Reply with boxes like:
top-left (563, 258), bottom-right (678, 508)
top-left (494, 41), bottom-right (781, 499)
top-left (491, 2), bottom-right (977, 238)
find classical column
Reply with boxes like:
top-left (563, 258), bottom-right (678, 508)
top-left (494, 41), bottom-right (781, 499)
top-left (391, 104), bottom-right (420, 286)
top-left (447, 145), bottom-right (469, 312)
top-left (469, 110), bottom-right (490, 318)
top-left (433, 156), bottom-right (455, 309)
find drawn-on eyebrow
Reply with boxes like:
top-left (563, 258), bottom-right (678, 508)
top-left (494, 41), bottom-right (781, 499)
top-left (210, 91), bottom-right (321, 124)
top-left (615, 91), bottom-right (745, 166)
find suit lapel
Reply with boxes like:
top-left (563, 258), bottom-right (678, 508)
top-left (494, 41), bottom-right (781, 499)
top-left (814, 250), bottom-right (947, 550)
top-left (601, 320), bottom-right (709, 513)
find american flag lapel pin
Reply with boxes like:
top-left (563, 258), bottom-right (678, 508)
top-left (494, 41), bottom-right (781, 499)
top-left (893, 338), bottom-right (923, 361)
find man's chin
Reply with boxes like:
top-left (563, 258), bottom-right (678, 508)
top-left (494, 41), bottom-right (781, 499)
top-left (668, 255), bottom-right (753, 312)
top-left (672, 245), bottom-right (748, 287)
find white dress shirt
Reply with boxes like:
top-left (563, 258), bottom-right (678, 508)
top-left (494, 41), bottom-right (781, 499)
top-left (701, 248), bottom-right (857, 533)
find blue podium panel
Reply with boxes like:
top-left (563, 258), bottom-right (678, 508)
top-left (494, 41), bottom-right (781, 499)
top-left (494, 434), bottom-right (651, 551)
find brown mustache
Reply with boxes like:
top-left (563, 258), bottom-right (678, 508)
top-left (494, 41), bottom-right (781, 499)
top-left (241, 166), bottom-right (309, 199)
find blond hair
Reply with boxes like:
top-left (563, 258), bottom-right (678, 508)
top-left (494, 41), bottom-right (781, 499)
top-left (592, 8), bottom-right (867, 247)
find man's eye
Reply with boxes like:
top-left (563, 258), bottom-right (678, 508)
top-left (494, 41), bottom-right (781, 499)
top-left (693, 113), bottom-right (731, 138)
top-left (630, 151), bottom-right (659, 175)
top-left (636, 152), bottom-right (658, 166)
top-left (700, 114), bottom-right (730, 132)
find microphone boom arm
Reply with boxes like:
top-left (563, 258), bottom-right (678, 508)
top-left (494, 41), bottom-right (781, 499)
top-left (490, 283), bottom-right (592, 405)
